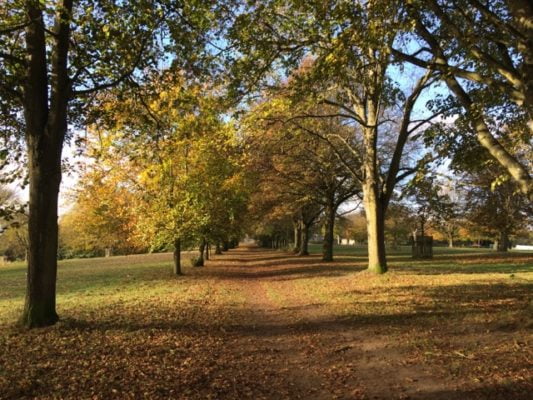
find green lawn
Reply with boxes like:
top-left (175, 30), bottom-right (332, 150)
top-left (308, 243), bottom-right (497, 257)
top-left (0, 252), bottom-right (196, 325)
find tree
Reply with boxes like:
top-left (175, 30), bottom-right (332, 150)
top-left (0, 0), bottom-right (228, 327)
top-left (384, 203), bottom-right (416, 248)
top-left (430, 184), bottom-right (462, 248)
top-left (59, 163), bottom-right (146, 259)
top-left (463, 166), bottom-right (532, 252)
top-left (229, 0), bottom-right (442, 273)
top-left (89, 70), bottom-right (248, 274)
top-left (244, 95), bottom-right (359, 261)
top-left (393, 0), bottom-right (533, 196)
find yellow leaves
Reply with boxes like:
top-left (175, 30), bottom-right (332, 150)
top-left (324, 52), bottom-right (336, 64)
top-left (102, 24), bottom-right (110, 38)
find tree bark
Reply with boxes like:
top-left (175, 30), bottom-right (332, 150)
top-left (322, 202), bottom-right (336, 262)
top-left (194, 239), bottom-right (205, 267)
top-left (20, 1), bottom-right (73, 328)
top-left (215, 242), bottom-right (222, 255)
top-left (361, 112), bottom-right (388, 274)
top-left (173, 238), bottom-right (181, 275)
top-left (497, 232), bottom-right (510, 252)
top-left (363, 181), bottom-right (387, 274)
top-left (293, 219), bottom-right (302, 253)
top-left (298, 222), bottom-right (310, 256)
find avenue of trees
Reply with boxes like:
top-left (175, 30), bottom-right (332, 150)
top-left (0, 0), bottom-right (531, 327)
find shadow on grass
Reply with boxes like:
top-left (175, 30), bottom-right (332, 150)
top-left (393, 262), bottom-right (533, 275)
top-left (196, 264), bottom-right (367, 281)
top-left (416, 383), bottom-right (533, 400)
top-left (212, 247), bottom-right (533, 277)
top-left (54, 280), bottom-right (532, 338)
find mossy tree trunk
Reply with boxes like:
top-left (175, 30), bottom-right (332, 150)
top-left (364, 190), bottom-right (387, 274)
top-left (362, 122), bottom-right (388, 274)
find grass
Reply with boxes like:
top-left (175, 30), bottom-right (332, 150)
top-left (308, 243), bottom-right (499, 257)
top-left (0, 246), bottom-right (532, 399)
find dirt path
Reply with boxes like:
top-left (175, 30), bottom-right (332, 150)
top-left (1, 244), bottom-right (531, 399)
top-left (192, 245), bottom-right (465, 400)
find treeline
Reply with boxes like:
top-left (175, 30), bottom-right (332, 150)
top-left (1, 0), bottom-right (531, 328)
top-left (241, 92), bottom-right (531, 258)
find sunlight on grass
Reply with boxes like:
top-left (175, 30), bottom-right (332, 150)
top-left (0, 248), bottom-right (531, 399)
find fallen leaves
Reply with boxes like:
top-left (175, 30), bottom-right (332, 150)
top-left (0, 248), bottom-right (532, 399)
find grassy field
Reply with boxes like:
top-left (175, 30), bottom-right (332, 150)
top-left (308, 243), bottom-right (504, 256)
top-left (0, 246), bottom-right (532, 399)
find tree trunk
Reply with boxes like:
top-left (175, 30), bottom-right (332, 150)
top-left (215, 242), bottom-right (222, 255)
top-left (293, 220), bottom-right (302, 253)
top-left (322, 202), bottom-right (335, 262)
top-left (298, 223), bottom-right (310, 256)
top-left (173, 238), bottom-right (181, 275)
top-left (448, 234), bottom-right (454, 248)
top-left (363, 184), bottom-right (387, 274)
top-left (21, 145), bottom-right (62, 327)
top-left (497, 232), bottom-right (510, 252)
top-left (223, 240), bottom-right (229, 251)
top-left (194, 240), bottom-right (205, 267)
top-left (20, 1), bottom-right (73, 328)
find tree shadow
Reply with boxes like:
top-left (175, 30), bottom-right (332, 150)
top-left (194, 263), bottom-right (366, 281)
top-left (416, 384), bottom-right (533, 400)
top-left (54, 280), bottom-right (532, 338)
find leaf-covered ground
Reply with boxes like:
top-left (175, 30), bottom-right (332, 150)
top-left (0, 246), bottom-right (532, 399)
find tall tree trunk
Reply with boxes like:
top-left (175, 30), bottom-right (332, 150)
top-left (362, 118), bottom-right (388, 274)
top-left (363, 183), bottom-right (387, 274)
top-left (22, 142), bottom-right (62, 327)
top-left (194, 239), bottom-right (205, 267)
top-left (293, 219), bottom-right (302, 253)
top-left (448, 235), bottom-right (454, 248)
top-left (322, 202), bottom-right (336, 262)
top-left (298, 222), bottom-right (310, 256)
top-left (223, 240), bottom-right (229, 251)
top-left (497, 232), bottom-right (510, 252)
top-left (215, 242), bottom-right (222, 255)
top-left (20, 1), bottom-right (72, 328)
top-left (173, 238), bottom-right (181, 275)
top-left (205, 242), bottom-right (209, 261)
